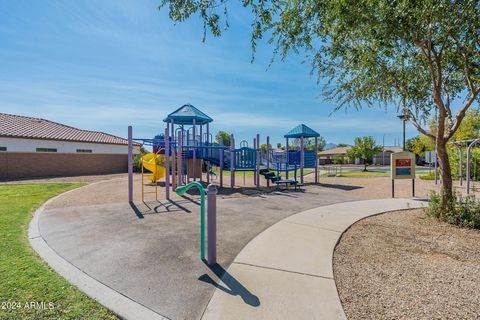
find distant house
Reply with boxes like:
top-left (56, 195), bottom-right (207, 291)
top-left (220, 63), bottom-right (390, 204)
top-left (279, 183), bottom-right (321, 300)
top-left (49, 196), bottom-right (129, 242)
top-left (317, 147), bottom-right (354, 165)
top-left (0, 113), bottom-right (140, 180)
top-left (372, 146), bottom-right (404, 165)
top-left (318, 145), bottom-right (403, 165)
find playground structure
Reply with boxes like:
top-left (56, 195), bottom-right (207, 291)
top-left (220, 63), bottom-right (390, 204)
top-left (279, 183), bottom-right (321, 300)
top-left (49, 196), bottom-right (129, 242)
top-left (127, 104), bottom-right (321, 202)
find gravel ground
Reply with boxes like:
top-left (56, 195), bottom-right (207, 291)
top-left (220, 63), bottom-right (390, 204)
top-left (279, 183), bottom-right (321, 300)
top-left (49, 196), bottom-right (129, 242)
top-left (334, 209), bottom-right (480, 320)
top-left (40, 172), bottom-right (480, 209)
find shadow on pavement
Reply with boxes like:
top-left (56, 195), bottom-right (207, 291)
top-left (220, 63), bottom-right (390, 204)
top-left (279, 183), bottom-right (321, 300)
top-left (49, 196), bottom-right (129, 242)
top-left (162, 199), bottom-right (192, 213)
top-left (199, 262), bottom-right (260, 307)
top-left (180, 194), bottom-right (201, 206)
top-left (130, 200), bottom-right (195, 217)
top-left (129, 202), bottom-right (144, 219)
top-left (319, 183), bottom-right (363, 191)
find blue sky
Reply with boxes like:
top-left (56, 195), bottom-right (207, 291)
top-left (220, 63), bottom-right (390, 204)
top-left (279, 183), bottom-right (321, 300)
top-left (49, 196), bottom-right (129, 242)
top-left (0, 0), bottom-right (419, 147)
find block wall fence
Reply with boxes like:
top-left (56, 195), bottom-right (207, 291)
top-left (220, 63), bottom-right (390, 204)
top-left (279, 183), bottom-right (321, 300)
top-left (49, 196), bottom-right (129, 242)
top-left (0, 152), bottom-right (128, 180)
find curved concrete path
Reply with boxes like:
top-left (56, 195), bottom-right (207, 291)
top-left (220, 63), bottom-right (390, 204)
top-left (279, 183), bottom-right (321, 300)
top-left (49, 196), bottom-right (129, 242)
top-left (202, 198), bottom-right (427, 320)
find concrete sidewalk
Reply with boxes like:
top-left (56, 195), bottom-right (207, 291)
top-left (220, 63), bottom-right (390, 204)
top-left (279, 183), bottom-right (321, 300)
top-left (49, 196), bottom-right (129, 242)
top-left (202, 198), bottom-right (427, 320)
top-left (31, 180), bottom-right (361, 320)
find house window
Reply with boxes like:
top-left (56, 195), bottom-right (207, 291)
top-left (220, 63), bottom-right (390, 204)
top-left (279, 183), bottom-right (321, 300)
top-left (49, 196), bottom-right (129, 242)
top-left (76, 149), bottom-right (92, 153)
top-left (0, 147), bottom-right (6, 151)
top-left (36, 148), bottom-right (57, 153)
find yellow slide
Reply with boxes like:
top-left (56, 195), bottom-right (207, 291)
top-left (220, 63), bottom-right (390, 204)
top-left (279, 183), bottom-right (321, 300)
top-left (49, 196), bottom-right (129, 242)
top-left (141, 153), bottom-right (166, 182)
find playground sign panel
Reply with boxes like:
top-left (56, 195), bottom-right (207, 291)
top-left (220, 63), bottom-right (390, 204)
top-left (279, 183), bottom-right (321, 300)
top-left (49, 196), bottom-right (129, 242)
top-left (391, 152), bottom-right (415, 179)
top-left (391, 151), bottom-right (415, 197)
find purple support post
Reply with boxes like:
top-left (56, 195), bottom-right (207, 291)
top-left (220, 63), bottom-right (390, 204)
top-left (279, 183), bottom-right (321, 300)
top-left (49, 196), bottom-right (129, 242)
top-left (459, 147), bottom-right (463, 186)
top-left (314, 136), bottom-right (318, 183)
top-left (300, 136), bottom-right (304, 184)
top-left (230, 134), bottom-right (235, 189)
top-left (200, 124), bottom-right (203, 183)
top-left (177, 133), bottom-right (183, 187)
top-left (253, 138), bottom-right (257, 186)
top-left (285, 137), bottom-right (289, 179)
top-left (206, 123), bottom-right (210, 184)
top-left (193, 119), bottom-right (197, 182)
top-left (256, 133), bottom-right (260, 189)
top-left (219, 136), bottom-right (224, 188)
top-left (466, 139), bottom-right (480, 194)
top-left (165, 127), bottom-right (170, 200)
top-left (453, 144), bottom-right (463, 186)
top-left (266, 136), bottom-right (270, 187)
top-left (207, 184), bottom-right (218, 265)
top-left (128, 126), bottom-right (133, 203)
top-left (467, 146), bottom-right (471, 193)
top-left (171, 119), bottom-right (176, 192)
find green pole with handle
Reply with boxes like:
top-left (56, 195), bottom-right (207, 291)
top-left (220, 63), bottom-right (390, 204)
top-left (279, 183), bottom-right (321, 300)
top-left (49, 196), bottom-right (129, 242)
top-left (175, 182), bottom-right (206, 260)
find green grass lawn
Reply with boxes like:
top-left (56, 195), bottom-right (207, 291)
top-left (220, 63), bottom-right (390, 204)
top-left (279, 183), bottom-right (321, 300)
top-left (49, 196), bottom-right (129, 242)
top-left (0, 184), bottom-right (117, 320)
top-left (320, 171), bottom-right (390, 178)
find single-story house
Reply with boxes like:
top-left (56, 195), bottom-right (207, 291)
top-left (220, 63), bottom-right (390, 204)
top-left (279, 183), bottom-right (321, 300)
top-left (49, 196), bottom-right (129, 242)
top-left (372, 146), bottom-right (403, 165)
top-left (0, 113), bottom-right (140, 180)
top-left (318, 145), bottom-right (404, 165)
top-left (317, 147), bottom-right (354, 165)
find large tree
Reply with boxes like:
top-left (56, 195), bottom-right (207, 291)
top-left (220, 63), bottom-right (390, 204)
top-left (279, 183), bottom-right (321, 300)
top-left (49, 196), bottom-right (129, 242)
top-left (346, 136), bottom-right (383, 171)
top-left (160, 0), bottom-right (480, 206)
top-left (215, 130), bottom-right (231, 146)
top-left (292, 136), bottom-right (326, 151)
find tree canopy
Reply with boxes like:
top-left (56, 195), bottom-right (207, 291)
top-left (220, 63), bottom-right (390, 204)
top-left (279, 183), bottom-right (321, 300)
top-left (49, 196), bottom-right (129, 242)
top-left (160, 0), bottom-right (480, 204)
top-left (346, 136), bottom-right (383, 171)
top-left (292, 136), bottom-right (326, 151)
top-left (215, 130), bottom-right (231, 146)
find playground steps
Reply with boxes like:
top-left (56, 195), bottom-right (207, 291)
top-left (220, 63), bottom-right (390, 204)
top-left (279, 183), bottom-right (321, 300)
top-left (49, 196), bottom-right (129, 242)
top-left (259, 169), bottom-right (281, 183)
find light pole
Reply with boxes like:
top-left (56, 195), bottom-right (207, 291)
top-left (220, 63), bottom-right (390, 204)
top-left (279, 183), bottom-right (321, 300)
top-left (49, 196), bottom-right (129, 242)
top-left (397, 114), bottom-right (408, 151)
top-left (382, 134), bottom-right (385, 165)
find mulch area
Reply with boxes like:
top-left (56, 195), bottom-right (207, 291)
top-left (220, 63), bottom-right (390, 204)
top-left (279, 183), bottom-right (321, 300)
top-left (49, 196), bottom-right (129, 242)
top-left (334, 208), bottom-right (480, 320)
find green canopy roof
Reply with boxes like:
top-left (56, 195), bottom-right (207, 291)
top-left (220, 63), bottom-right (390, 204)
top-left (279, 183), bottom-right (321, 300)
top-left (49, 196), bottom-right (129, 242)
top-left (163, 104), bottom-right (213, 125)
top-left (284, 124), bottom-right (320, 138)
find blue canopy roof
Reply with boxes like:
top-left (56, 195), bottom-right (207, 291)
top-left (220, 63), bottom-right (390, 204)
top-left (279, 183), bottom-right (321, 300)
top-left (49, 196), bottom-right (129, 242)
top-left (163, 104), bottom-right (213, 125)
top-left (284, 124), bottom-right (320, 138)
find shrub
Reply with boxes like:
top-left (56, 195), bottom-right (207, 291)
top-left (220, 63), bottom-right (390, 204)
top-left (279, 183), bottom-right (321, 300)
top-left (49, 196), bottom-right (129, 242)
top-left (133, 154), bottom-right (143, 173)
top-left (419, 171), bottom-right (435, 180)
top-left (426, 191), bottom-right (480, 229)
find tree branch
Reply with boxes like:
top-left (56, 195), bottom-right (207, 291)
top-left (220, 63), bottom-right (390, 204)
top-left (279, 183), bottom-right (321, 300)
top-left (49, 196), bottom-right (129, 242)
top-left (406, 109), bottom-right (435, 139)
top-left (463, 52), bottom-right (477, 93)
top-left (447, 91), bottom-right (480, 139)
top-left (415, 41), bottom-right (437, 88)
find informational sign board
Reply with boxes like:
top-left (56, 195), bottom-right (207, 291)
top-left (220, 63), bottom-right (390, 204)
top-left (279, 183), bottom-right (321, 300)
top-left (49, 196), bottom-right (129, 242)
top-left (390, 151), bottom-right (416, 197)
top-left (391, 152), bottom-right (416, 179)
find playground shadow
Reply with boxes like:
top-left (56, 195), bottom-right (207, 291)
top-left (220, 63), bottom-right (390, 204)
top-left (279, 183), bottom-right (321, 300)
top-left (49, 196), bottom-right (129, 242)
top-left (130, 199), bottom-right (194, 217)
top-left (198, 261), bottom-right (260, 307)
top-left (180, 194), bottom-right (201, 206)
top-left (157, 199), bottom-right (192, 214)
top-left (129, 202), bottom-right (144, 219)
top-left (179, 182), bottom-right (277, 198)
top-left (319, 183), bottom-right (363, 191)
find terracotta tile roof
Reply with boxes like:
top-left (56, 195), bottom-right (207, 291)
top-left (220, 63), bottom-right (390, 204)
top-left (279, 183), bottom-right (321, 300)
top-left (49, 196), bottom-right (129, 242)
top-left (0, 113), bottom-right (132, 145)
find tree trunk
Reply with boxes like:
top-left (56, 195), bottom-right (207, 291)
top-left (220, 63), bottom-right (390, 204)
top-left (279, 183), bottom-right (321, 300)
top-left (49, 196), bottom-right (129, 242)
top-left (436, 136), bottom-right (454, 207)
top-left (363, 160), bottom-right (368, 172)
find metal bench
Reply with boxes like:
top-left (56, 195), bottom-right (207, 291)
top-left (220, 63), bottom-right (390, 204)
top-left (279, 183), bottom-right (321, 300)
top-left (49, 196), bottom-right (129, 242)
top-left (275, 179), bottom-right (299, 191)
